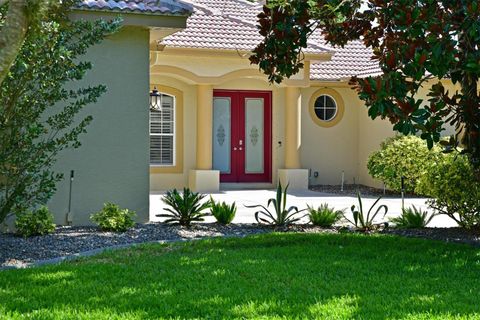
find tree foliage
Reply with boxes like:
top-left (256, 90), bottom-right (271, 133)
top-left (250, 0), bottom-right (480, 169)
top-left (0, 1), bottom-right (120, 224)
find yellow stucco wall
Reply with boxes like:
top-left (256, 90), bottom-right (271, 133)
top-left (356, 79), bottom-right (460, 188)
top-left (300, 85), bottom-right (361, 185)
top-left (150, 50), bottom-right (461, 191)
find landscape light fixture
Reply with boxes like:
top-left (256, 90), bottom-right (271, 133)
top-left (150, 87), bottom-right (162, 111)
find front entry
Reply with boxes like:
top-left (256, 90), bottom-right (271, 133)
top-left (213, 90), bottom-right (272, 183)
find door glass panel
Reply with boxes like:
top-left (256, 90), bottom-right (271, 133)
top-left (213, 97), bottom-right (231, 173)
top-left (245, 98), bottom-right (264, 173)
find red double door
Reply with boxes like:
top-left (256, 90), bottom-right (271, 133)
top-left (212, 90), bottom-right (272, 183)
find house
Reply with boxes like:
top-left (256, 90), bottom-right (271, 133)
top-left (48, 0), bottom-right (456, 225)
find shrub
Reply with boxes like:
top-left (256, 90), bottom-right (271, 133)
top-left (15, 206), bottom-right (56, 238)
top-left (343, 192), bottom-right (388, 231)
top-left (390, 206), bottom-right (435, 229)
top-left (246, 183), bottom-right (306, 226)
top-left (210, 198), bottom-right (236, 225)
top-left (307, 204), bottom-right (343, 227)
top-left (416, 154), bottom-right (480, 228)
top-left (157, 188), bottom-right (211, 227)
top-left (367, 135), bottom-right (441, 193)
top-left (90, 203), bottom-right (136, 232)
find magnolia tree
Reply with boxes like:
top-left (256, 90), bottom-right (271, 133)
top-left (0, 1), bottom-right (120, 223)
top-left (0, 0), bottom-right (54, 85)
top-left (250, 0), bottom-right (480, 170)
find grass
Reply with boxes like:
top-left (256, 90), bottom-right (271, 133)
top-left (0, 233), bottom-right (479, 319)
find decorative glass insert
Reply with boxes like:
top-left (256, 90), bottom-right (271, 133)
top-left (245, 98), bottom-right (264, 173)
top-left (150, 94), bottom-right (174, 165)
top-left (213, 97), bottom-right (231, 173)
top-left (314, 95), bottom-right (337, 121)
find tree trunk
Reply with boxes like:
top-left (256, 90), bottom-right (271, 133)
top-left (458, 29), bottom-right (480, 177)
top-left (0, 0), bottom-right (30, 86)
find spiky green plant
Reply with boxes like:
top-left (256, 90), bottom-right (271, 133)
top-left (390, 205), bottom-right (435, 229)
top-left (307, 203), bottom-right (344, 228)
top-left (157, 188), bottom-right (211, 227)
top-left (210, 198), bottom-right (237, 225)
top-left (246, 183), bottom-right (306, 226)
top-left (343, 192), bottom-right (388, 231)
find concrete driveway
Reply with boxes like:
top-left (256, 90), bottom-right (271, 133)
top-left (150, 189), bottom-right (456, 228)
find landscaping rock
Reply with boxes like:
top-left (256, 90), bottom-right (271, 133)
top-left (0, 223), bottom-right (270, 268)
top-left (2, 223), bottom-right (478, 269)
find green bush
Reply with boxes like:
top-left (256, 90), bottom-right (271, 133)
top-left (90, 203), bottom-right (136, 232)
top-left (367, 135), bottom-right (441, 193)
top-left (210, 198), bottom-right (236, 225)
top-left (15, 206), bottom-right (56, 238)
top-left (390, 206), bottom-right (435, 229)
top-left (307, 204), bottom-right (343, 228)
top-left (157, 188), bottom-right (211, 227)
top-left (416, 154), bottom-right (480, 228)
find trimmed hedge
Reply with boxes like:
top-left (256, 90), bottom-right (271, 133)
top-left (367, 135), bottom-right (441, 193)
top-left (417, 154), bottom-right (480, 229)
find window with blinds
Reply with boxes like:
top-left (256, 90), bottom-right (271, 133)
top-left (150, 93), bottom-right (175, 165)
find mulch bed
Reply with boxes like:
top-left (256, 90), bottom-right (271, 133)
top-left (382, 227), bottom-right (480, 247)
top-left (1, 223), bottom-right (478, 269)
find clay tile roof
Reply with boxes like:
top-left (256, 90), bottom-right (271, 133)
top-left (161, 0), bottom-right (381, 80)
top-left (310, 38), bottom-right (380, 81)
top-left (161, 0), bottom-right (331, 54)
top-left (78, 0), bottom-right (193, 16)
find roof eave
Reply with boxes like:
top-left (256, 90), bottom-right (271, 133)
top-left (71, 8), bottom-right (190, 29)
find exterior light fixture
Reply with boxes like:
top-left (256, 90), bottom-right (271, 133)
top-left (150, 87), bottom-right (162, 111)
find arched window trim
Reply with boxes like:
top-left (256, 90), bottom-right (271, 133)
top-left (308, 88), bottom-right (345, 128)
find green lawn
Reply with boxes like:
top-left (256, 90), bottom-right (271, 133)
top-left (0, 233), bottom-right (479, 319)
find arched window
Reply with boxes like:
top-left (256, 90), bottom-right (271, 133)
top-left (150, 92), bottom-right (175, 165)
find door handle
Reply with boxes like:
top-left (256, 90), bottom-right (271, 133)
top-left (239, 147), bottom-right (243, 151)
top-left (233, 147), bottom-right (238, 151)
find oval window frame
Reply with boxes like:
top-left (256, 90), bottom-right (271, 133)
top-left (309, 88), bottom-right (345, 128)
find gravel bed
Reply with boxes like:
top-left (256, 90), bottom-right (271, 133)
top-left (382, 227), bottom-right (480, 247)
top-left (0, 223), bottom-right (273, 268)
top-left (2, 223), bottom-right (478, 269)
top-left (310, 184), bottom-right (424, 198)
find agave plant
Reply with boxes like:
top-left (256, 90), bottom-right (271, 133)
top-left (307, 203), bottom-right (344, 228)
top-left (343, 192), bottom-right (388, 231)
top-left (157, 188), bottom-right (211, 227)
top-left (246, 183), bottom-right (306, 226)
top-left (210, 197), bottom-right (237, 225)
top-left (390, 205), bottom-right (435, 229)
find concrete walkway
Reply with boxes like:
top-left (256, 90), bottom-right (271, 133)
top-left (150, 189), bottom-right (456, 228)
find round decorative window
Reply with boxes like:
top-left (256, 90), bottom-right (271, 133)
top-left (309, 88), bottom-right (344, 128)
top-left (314, 95), bottom-right (337, 121)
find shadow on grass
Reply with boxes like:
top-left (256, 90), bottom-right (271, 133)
top-left (0, 233), bottom-right (479, 319)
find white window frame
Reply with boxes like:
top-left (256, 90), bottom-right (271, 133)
top-left (314, 94), bottom-right (338, 122)
top-left (149, 93), bottom-right (176, 167)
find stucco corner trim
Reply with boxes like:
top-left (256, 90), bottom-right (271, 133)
top-left (308, 88), bottom-right (345, 128)
top-left (149, 85), bottom-right (184, 174)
